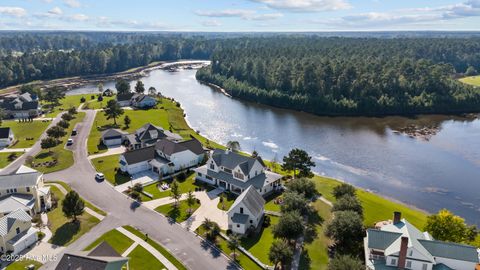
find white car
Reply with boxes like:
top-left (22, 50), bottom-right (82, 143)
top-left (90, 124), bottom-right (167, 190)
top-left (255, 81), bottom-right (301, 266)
top-left (95, 173), bottom-right (105, 181)
top-left (66, 138), bottom-right (74, 146)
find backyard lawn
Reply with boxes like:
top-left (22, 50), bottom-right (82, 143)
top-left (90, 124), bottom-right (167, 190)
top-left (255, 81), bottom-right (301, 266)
top-left (2, 120), bottom-right (50, 148)
top-left (264, 192), bottom-right (282, 212)
top-left (155, 200), bottom-right (201, 223)
top-left (84, 229), bottom-right (134, 254)
top-left (217, 192), bottom-right (236, 210)
top-left (91, 154), bottom-right (130, 185)
top-left (5, 259), bottom-right (42, 270)
top-left (47, 185), bottom-right (100, 246)
top-left (459, 75), bottom-right (480, 86)
top-left (33, 112), bottom-right (85, 173)
top-left (240, 215), bottom-right (279, 265)
top-left (0, 152), bottom-right (22, 168)
top-left (141, 172), bottom-right (206, 201)
top-left (43, 95), bottom-right (83, 118)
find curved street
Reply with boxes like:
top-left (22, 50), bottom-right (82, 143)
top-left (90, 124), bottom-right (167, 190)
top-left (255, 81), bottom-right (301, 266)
top-left (31, 109), bottom-right (237, 270)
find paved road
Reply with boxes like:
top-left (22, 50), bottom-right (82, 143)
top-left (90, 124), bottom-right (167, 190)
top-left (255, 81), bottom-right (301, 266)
top-left (39, 110), bottom-right (237, 270)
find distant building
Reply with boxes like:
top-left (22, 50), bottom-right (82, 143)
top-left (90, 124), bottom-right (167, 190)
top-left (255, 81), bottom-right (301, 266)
top-left (0, 208), bottom-right (38, 255)
top-left (227, 186), bottom-right (265, 235)
top-left (120, 137), bottom-right (205, 176)
top-left (101, 128), bottom-right (127, 147)
top-left (116, 93), bottom-right (135, 107)
top-left (194, 149), bottom-right (282, 197)
top-left (365, 211), bottom-right (480, 270)
top-left (0, 92), bottom-right (41, 118)
top-left (56, 241), bottom-right (129, 270)
top-left (0, 127), bottom-right (15, 148)
top-left (115, 93), bottom-right (157, 109)
top-left (124, 123), bottom-right (182, 150)
top-left (0, 166), bottom-right (52, 217)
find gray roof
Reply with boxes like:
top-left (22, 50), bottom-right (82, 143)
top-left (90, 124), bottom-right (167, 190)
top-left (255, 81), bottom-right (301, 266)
top-left (432, 264), bottom-right (454, 270)
top-left (231, 213), bottom-right (249, 224)
top-left (55, 242), bottom-right (128, 270)
top-left (136, 123), bottom-right (167, 141)
top-left (155, 138), bottom-right (204, 156)
top-left (0, 208), bottom-right (31, 236)
top-left (101, 128), bottom-right (126, 140)
top-left (367, 229), bottom-right (402, 250)
top-left (0, 194), bottom-right (35, 214)
top-left (229, 186), bottom-right (265, 218)
top-left (122, 146), bottom-right (156, 164)
top-left (0, 166), bottom-right (41, 189)
top-left (0, 127), bottom-right (11, 139)
top-left (197, 165), bottom-right (281, 190)
top-left (418, 239), bottom-right (479, 263)
top-left (211, 149), bottom-right (264, 175)
top-left (7, 227), bottom-right (36, 245)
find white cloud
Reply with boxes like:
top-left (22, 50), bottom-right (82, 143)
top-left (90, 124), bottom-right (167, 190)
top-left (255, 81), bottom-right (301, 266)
top-left (0, 6), bottom-right (27, 17)
top-left (70, 13), bottom-right (88, 21)
top-left (48, 7), bottom-right (63, 15)
top-left (63, 0), bottom-right (81, 8)
top-left (249, 0), bottom-right (351, 12)
top-left (195, 9), bottom-right (283, 21)
top-left (201, 19), bottom-right (222, 27)
top-left (43, 0), bottom-right (54, 3)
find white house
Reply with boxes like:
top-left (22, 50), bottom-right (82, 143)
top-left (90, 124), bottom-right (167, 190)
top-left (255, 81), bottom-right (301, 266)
top-left (194, 149), bottom-right (282, 197)
top-left (0, 127), bottom-right (15, 148)
top-left (0, 208), bottom-right (38, 255)
top-left (116, 93), bottom-right (134, 107)
top-left (0, 92), bottom-right (41, 119)
top-left (227, 186), bottom-right (265, 235)
top-left (119, 138), bottom-right (205, 176)
top-left (131, 94), bottom-right (157, 108)
top-left (365, 212), bottom-right (480, 270)
top-left (101, 129), bottom-right (127, 147)
top-left (124, 123), bottom-right (182, 150)
top-left (0, 165), bottom-right (52, 217)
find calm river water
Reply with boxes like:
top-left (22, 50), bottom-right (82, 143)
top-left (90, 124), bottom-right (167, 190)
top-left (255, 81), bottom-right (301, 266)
top-left (68, 67), bottom-right (480, 225)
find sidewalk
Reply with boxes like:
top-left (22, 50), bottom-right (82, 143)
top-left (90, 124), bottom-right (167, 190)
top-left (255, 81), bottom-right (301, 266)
top-left (116, 227), bottom-right (178, 270)
top-left (0, 148), bottom-right (30, 153)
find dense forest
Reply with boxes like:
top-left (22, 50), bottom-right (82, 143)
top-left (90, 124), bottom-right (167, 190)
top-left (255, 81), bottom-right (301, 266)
top-left (197, 37), bottom-right (480, 115)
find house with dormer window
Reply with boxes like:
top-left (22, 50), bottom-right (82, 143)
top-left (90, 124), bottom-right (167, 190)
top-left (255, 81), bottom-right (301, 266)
top-left (194, 149), bottom-right (282, 196)
top-left (124, 123), bottom-right (182, 150)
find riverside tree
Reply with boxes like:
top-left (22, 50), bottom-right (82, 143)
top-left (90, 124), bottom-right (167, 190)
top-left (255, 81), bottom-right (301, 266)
top-left (272, 210), bottom-right (304, 241)
top-left (332, 195), bottom-right (364, 218)
top-left (325, 210), bottom-right (364, 255)
top-left (115, 79), bottom-right (130, 95)
top-left (269, 240), bottom-right (293, 269)
top-left (332, 183), bottom-right (356, 200)
top-left (285, 178), bottom-right (318, 199)
top-left (135, 80), bottom-right (145, 94)
top-left (104, 99), bottom-right (124, 125)
top-left (282, 148), bottom-right (315, 178)
top-left (328, 255), bottom-right (364, 270)
top-left (62, 191), bottom-right (85, 222)
top-left (424, 209), bottom-right (478, 243)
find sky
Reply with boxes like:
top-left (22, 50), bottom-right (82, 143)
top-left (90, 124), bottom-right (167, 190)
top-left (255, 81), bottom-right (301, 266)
top-left (0, 0), bottom-right (480, 31)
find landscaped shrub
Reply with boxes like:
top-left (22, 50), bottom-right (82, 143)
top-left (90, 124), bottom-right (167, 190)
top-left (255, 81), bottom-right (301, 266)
top-left (80, 97), bottom-right (86, 103)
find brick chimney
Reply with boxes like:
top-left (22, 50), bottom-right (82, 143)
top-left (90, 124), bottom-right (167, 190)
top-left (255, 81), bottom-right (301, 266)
top-left (393, 211), bottom-right (402, 224)
top-left (398, 236), bottom-right (409, 269)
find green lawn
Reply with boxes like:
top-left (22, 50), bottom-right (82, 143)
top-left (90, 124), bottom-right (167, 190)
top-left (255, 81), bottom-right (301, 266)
top-left (129, 245), bottom-right (166, 270)
top-left (5, 259), bottom-right (42, 270)
top-left (33, 112), bottom-right (85, 173)
top-left (84, 229), bottom-right (134, 254)
top-left (459, 75), bottom-right (480, 86)
top-left (43, 95), bottom-right (84, 118)
top-left (196, 226), bottom-right (263, 270)
top-left (141, 172), bottom-right (205, 201)
top-left (82, 96), bottom-right (115, 110)
top-left (123, 226), bottom-right (187, 270)
top-left (91, 154), bottom-right (130, 185)
top-left (264, 192), bottom-right (282, 212)
top-left (47, 185), bottom-right (100, 246)
top-left (240, 215), bottom-right (279, 265)
top-left (0, 152), bottom-right (22, 168)
top-left (155, 200), bottom-right (201, 223)
top-left (217, 192), bottom-right (236, 211)
top-left (2, 120), bottom-right (50, 148)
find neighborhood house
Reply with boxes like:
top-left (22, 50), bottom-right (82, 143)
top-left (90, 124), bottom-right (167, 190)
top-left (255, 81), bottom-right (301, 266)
top-left (101, 129), bottom-right (127, 147)
top-left (365, 212), bottom-right (480, 270)
top-left (0, 208), bottom-right (38, 255)
top-left (116, 93), bottom-right (157, 108)
top-left (0, 92), bottom-right (42, 118)
top-left (120, 137), bottom-right (205, 176)
top-left (0, 127), bottom-right (15, 148)
top-left (227, 186), bottom-right (265, 235)
top-left (0, 166), bottom-right (52, 217)
top-left (56, 241), bottom-right (129, 270)
top-left (124, 123), bottom-right (182, 150)
top-left (194, 149), bottom-right (282, 197)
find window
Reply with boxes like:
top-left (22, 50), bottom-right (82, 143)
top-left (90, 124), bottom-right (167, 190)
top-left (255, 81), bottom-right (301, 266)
top-left (26, 187), bottom-right (30, 192)
top-left (250, 220), bottom-right (253, 224)
top-left (408, 250), bottom-right (413, 256)
top-left (206, 176), bottom-right (213, 180)
top-left (16, 227), bottom-right (20, 235)
top-left (237, 224), bottom-right (240, 228)
top-left (210, 163), bottom-right (215, 170)
top-left (390, 258), bottom-right (397, 266)
top-left (223, 167), bottom-right (232, 174)
top-left (422, 264), bottom-right (428, 270)
top-left (240, 207), bottom-right (244, 214)
top-left (406, 261), bottom-right (412, 269)
top-left (234, 171), bottom-right (244, 180)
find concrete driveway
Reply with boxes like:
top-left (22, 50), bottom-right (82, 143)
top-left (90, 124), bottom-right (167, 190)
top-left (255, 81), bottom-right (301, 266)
top-left (182, 189), bottom-right (229, 231)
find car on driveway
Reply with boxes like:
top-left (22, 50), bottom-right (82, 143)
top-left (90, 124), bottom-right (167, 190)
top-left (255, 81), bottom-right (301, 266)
top-left (95, 173), bottom-right (105, 181)
top-left (66, 138), bottom-right (74, 146)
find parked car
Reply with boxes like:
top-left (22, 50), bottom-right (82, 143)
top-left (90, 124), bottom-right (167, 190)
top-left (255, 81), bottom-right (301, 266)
top-left (71, 128), bottom-right (77, 136)
top-left (95, 173), bottom-right (105, 181)
top-left (66, 138), bottom-right (74, 146)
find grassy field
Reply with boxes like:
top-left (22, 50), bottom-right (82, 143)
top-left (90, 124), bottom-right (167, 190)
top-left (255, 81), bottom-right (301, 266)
top-left (123, 226), bottom-right (187, 270)
top-left (0, 152), bottom-right (22, 168)
top-left (33, 112), bottom-right (85, 173)
top-left (43, 94), bottom-right (114, 118)
top-left (47, 185), bottom-right (100, 246)
top-left (91, 154), bottom-right (130, 185)
top-left (2, 120), bottom-right (50, 148)
top-left (155, 200), bottom-right (201, 223)
top-left (129, 245), bottom-right (166, 270)
top-left (47, 181), bottom-right (107, 216)
top-left (240, 215), bottom-right (279, 265)
top-left (5, 259), bottom-right (42, 270)
top-left (84, 229), bottom-right (134, 254)
top-left (141, 172), bottom-right (208, 201)
top-left (459, 75), bottom-right (480, 86)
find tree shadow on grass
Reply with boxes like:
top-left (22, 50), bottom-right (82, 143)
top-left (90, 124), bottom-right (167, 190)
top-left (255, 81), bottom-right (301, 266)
top-left (36, 152), bottom-right (53, 160)
top-left (304, 210), bottom-right (324, 244)
top-left (50, 220), bottom-right (80, 246)
top-left (167, 206), bottom-right (181, 222)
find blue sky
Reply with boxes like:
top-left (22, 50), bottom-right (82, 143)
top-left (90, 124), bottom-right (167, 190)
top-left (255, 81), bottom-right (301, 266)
top-left (1, 0), bottom-right (479, 31)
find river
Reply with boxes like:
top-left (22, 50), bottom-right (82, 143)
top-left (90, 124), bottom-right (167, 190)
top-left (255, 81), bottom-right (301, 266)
top-left (68, 66), bottom-right (480, 225)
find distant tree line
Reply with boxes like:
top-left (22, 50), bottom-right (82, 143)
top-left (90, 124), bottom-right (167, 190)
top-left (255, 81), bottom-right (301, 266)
top-left (196, 37), bottom-right (480, 115)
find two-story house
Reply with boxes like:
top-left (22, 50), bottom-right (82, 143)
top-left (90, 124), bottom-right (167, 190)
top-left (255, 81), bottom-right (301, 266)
top-left (0, 127), bottom-right (15, 148)
top-left (194, 149), bottom-right (282, 197)
top-left (365, 212), bottom-right (480, 270)
top-left (119, 138), bottom-right (205, 176)
top-left (227, 186), bottom-right (265, 235)
top-left (0, 208), bottom-right (38, 255)
top-left (124, 123), bottom-right (182, 150)
top-left (0, 166), bottom-right (52, 217)
top-left (0, 92), bottom-right (41, 119)
top-left (116, 93), bottom-right (157, 109)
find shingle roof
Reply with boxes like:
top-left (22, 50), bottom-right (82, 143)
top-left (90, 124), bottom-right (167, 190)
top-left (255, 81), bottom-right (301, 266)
top-left (229, 186), bottom-right (265, 218)
top-left (155, 138), bottom-right (204, 156)
top-left (0, 127), bottom-right (11, 139)
top-left (55, 241), bottom-right (128, 270)
top-left (211, 149), bottom-right (260, 175)
top-left (0, 166), bottom-right (41, 189)
top-left (432, 264), bottom-right (454, 270)
top-left (88, 241), bottom-right (122, 257)
top-left (367, 229), bottom-right (402, 250)
top-left (0, 208), bottom-right (32, 236)
top-left (231, 213), bottom-right (249, 224)
top-left (136, 123), bottom-right (167, 141)
top-left (418, 239), bottom-right (479, 263)
top-left (122, 146), bottom-right (155, 164)
top-left (0, 194), bottom-right (35, 214)
top-left (101, 128), bottom-right (126, 140)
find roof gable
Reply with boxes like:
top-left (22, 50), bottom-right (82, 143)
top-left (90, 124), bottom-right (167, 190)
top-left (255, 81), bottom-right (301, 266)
top-left (0, 208), bottom-right (31, 236)
top-left (211, 149), bottom-right (263, 175)
top-left (122, 146), bottom-right (156, 164)
top-left (228, 186), bottom-right (265, 218)
top-left (0, 166), bottom-right (41, 190)
top-left (419, 239), bottom-right (479, 263)
top-left (367, 229), bottom-right (402, 250)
